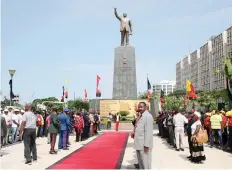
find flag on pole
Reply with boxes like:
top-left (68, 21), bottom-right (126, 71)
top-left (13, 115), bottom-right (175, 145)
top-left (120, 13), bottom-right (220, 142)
top-left (96, 75), bottom-right (101, 88)
top-left (65, 79), bottom-right (69, 99)
top-left (186, 80), bottom-right (198, 99)
top-left (61, 86), bottom-right (65, 102)
top-left (147, 76), bottom-right (151, 102)
top-left (147, 77), bottom-right (151, 90)
top-left (83, 89), bottom-right (88, 102)
top-left (85, 89), bottom-right (88, 98)
top-left (186, 80), bottom-right (191, 92)
top-left (96, 88), bottom-right (101, 97)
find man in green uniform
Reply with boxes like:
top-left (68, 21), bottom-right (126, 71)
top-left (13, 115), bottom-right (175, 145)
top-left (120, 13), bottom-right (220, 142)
top-left (48, 106), bottom-right (60, 154)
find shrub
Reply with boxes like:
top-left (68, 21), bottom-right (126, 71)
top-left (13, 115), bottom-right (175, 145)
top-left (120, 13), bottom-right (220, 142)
top-left (119, 111), bottom-right (130, 117)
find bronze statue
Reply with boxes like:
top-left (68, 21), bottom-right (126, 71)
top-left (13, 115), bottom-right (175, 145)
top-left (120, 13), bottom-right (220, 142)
top-left (114, 8), bottom-right (133, 46)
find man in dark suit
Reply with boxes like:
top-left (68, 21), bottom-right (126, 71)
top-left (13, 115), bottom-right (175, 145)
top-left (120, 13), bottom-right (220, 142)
top-left (48, 106), bottom-right (59, 154)
top-left (58, 108), bottom-right (70, 150)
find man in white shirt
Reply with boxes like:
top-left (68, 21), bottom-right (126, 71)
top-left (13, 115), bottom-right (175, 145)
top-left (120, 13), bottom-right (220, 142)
top-left (173, 110), bottom-right (188, 151)
top-left (11, 109), bottom-right (20, 143)
top-left (19, 104), bottom-right (37, 165)
top-left (2, 109), bottom-right (12, 144)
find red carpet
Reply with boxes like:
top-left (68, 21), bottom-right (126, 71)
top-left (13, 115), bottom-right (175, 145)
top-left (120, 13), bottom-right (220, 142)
top-left (48, 132), bottom-right (128, 169)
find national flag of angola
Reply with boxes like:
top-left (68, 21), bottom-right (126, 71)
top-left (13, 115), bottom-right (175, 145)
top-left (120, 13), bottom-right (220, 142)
top-left (160, 90), bottom-right (165, 103)
top-left (96, 88), bottom-right (101, 97)
top-left (96, 75), bottom-right (101, 97)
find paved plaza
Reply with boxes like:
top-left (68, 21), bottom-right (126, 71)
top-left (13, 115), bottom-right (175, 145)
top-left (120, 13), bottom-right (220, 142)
top-left (0, 129), bottom-right (231, 169)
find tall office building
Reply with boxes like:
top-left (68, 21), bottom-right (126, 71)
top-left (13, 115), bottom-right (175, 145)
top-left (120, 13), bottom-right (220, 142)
top-left (153, 80), bottom-right (176, 96)
top-left (176, 26), bottom-right (232, 91)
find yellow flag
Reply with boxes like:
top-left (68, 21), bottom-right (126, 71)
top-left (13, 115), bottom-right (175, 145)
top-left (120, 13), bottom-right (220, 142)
top-left (186, 80), bottom-right (191, 92)
top-left (66, 79), bottom-right (69, 85)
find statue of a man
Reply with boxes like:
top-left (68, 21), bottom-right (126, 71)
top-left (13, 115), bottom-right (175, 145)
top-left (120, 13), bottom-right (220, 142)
top-left (114, 8), bottom-right (133, 46)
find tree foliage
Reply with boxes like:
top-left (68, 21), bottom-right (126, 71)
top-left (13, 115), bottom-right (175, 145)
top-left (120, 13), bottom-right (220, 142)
top-left (223, 56), bottom-right (232, 80)
top-left (163, 96), bottom-right (185, 111)
top-left (137, 91), bottom-right (158, 99)
top-left (67, 100), bottom-right (89, 111)
top-left (168, 90), bottom-right (186, 98)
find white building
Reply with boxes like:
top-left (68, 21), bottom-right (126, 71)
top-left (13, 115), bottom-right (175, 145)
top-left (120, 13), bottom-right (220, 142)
top-left (153, 80), bottom-right (176, 96)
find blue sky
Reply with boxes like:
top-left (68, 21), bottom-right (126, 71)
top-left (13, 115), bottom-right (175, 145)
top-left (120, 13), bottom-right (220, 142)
top-left (2, 0), bottom-right (232, 103)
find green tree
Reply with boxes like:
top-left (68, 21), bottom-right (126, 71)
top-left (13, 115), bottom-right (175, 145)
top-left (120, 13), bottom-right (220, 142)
top-left (68, 100), bottom-right (89, 111)
top-left (163, 96), bottom-right (185, 110)
top-left (32, 97), bottom-right (60, 109)
top-left (168, 90), bottom-right (186, 98)
top-left (137, 91), bottom-right (158, 99)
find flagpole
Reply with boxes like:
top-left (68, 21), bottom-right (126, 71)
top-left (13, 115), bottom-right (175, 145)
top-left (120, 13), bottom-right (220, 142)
top-left (95, 96), bottom-right (98, 112)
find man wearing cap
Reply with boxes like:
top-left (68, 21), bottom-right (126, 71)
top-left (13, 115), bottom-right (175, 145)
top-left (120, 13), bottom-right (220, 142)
top-left (11, 109), bottom-right (20, 143)
top-left (58, 108), bottom-right (70, 150)
top-left (2, 109), bottom-right (11, 144)
top-left (48, 106), bottom-right (59, 154)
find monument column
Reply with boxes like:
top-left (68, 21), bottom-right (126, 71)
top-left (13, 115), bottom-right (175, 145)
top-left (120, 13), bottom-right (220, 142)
top-left (112, 46), bottom-right (137, 99)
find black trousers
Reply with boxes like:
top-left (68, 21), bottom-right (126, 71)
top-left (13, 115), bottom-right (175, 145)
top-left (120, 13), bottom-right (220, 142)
top-left (188, 133), bottom-right (193, 155)
top-left (167, 126), bottom-right (174, 145)
top-left (75, 128), bottom-right (81, 142)
top-left (228, 126), bottom-right (232, 152)
top-left (82, 126), bottom-right (89, 139)
top-left (24, 128), bottom-right (37, 161)
top-left (50, 133), bottom-right (57, 152)
top-left (107, 121), bottom-right (111, 130)
top-left (222, 127), bottom-right (228, 146)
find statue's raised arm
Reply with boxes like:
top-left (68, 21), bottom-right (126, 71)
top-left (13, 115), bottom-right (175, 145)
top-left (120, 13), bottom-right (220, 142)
top-left (114, 8), bottom-right (121, 21)
top-left (114, 8), bottom-right (132, 46)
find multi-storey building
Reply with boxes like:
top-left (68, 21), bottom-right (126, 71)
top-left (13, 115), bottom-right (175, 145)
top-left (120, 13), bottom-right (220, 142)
top-left (226, 26), bottom-right (232, 57)
top-left (176, 26), bottom-right (232, 91)
top-left (190, 50), bottom-right (199, 90)
top-left (199, 40), bottom-right (212, 91)
top-left (181, 55), bottom-right (191, 89)
top-left (153, 80), bottom-right (176, 96)
top-left (176, 61), bottom-right (182, 90)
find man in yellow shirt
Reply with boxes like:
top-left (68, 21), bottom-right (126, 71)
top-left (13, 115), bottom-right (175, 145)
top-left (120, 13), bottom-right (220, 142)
top-left (210, 110), bottom-right (223, 148)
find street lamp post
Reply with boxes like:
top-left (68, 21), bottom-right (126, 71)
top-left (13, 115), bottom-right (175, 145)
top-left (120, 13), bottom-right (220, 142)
top-left (9, 68), bottom-right (16, 106)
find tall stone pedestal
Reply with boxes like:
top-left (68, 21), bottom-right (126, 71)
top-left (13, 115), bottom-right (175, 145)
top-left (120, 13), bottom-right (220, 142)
top-left (112, 46), bottom-right (137, 99)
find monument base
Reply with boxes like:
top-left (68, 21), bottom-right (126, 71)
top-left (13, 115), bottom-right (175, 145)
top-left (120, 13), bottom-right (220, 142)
top-left (112, 46), bottom-right (137, 100)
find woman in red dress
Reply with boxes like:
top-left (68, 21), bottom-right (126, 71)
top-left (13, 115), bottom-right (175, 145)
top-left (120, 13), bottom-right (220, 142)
top-left (74, 112), bottom-right (84, 142)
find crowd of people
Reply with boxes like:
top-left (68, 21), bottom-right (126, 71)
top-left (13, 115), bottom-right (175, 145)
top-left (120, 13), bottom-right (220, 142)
top-left (0, 105), bottom-right (111, 164)
top-left (156, 109), bottom-right (232, 164)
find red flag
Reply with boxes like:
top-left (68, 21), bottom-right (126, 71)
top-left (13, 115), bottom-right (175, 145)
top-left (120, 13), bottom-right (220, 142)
top-left (96, 75), bottom-right (101, 87)
top-left (96, 88), bottom-right (101, 97)
top-left (61, 96), bottom-right (64, 102)
top-left (84, 89), bottom-right (88, 98)
top-left (64, 90), bottom-right (68, 99)
top-left (190, 84), bottom-right (195, 93)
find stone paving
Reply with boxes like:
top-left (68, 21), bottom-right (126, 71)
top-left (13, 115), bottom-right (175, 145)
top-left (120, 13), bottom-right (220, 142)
top-left (0, 129), bottom-right (231, 170)
top-left (121, 129), bottom-right (232, 170)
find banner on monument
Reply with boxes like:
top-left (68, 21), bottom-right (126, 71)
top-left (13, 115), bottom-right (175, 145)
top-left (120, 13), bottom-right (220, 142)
top-left (99, 99), bottom-right (149, 116)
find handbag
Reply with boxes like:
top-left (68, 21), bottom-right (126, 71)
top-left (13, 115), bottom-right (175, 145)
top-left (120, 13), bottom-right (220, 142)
top-left (195, 126), bottom-right (208, 144)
